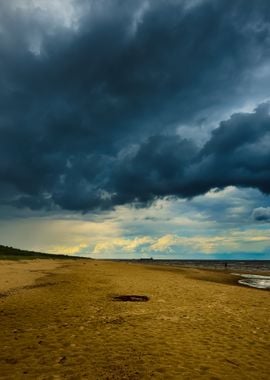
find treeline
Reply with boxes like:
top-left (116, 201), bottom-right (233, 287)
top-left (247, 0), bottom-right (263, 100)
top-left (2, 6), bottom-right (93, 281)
top-left (0, 245), bottom-right (87, 260)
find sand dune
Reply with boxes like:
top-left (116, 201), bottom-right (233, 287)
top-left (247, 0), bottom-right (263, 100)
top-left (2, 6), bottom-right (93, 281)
top-left (0, 260), bottom-right (269, 379)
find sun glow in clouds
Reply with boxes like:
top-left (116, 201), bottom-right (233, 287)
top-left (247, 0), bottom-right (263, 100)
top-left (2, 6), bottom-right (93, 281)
top-left (1, 186), bottom-right (269, 259)
top-left (91, 230), bottom-right (270, 257)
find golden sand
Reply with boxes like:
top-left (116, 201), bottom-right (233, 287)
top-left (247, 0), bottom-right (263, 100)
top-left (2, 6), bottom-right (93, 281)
top-left (0, 260), bottom-right (269, 379)
top-left (0, 260), bottom-right (63, 293)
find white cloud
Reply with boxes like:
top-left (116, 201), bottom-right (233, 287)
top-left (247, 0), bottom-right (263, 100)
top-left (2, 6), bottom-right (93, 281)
top-left (150, 234), bottom-right (178, 252)
top-left (5, 0), bottom-right (86, 55)
top-left (93, 236), bottom-right (153, 255)
top-left (129, 1), bottom-right (150, 36)
top-left (13, 0), bottom-right (84, 30)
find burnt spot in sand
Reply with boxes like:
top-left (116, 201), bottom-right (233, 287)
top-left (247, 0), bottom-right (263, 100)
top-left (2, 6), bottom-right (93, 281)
top-left (112, 295), bottom-right (149, 302)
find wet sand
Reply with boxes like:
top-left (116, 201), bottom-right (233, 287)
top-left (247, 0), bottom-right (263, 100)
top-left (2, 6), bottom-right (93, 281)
top-left (0, 259), bottom-right (269, 379)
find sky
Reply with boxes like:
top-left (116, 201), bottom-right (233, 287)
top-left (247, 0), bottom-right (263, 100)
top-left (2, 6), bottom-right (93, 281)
top-left (0, 0), bottom-right (270, 259)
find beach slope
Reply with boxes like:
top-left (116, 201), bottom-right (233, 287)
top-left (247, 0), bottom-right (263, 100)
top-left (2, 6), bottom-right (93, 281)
top-left (0, 260), bottom-right (269, 379)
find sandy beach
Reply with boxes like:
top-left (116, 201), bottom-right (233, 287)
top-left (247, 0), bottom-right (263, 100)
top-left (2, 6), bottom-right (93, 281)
top-left (0, 259), bottom-right (269, 380)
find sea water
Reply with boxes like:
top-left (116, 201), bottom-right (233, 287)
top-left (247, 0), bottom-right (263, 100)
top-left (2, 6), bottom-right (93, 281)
top-left (232, 273), bottom-right (270, 290)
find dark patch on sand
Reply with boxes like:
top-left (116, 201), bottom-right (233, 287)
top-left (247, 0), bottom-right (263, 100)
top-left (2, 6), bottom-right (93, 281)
top-left (112, 295), bottom-right (149, 302)
top-left (22, 281), bottom-right (65, 290)
top-left (0, 281), bottom-right (69, 299)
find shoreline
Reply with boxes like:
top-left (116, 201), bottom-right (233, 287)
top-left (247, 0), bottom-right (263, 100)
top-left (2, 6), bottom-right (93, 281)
top-left (134, 262), bottom-right (270, 290)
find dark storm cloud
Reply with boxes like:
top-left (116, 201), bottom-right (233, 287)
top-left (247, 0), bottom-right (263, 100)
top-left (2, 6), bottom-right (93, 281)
top-left (252, 207), bottom-right (270, 222)
top-left (190, 103), bottom-right (270, 196)
top-left (1, 0), bottom-right (270, 212)
top-left (113, 103), bottom-right (270, 204)
top-left (111, 135), bottom-right (199, 204)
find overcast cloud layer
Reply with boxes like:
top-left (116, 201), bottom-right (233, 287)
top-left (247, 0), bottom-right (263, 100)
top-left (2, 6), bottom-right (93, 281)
top-left (0, 1), bottom-right (270, 257)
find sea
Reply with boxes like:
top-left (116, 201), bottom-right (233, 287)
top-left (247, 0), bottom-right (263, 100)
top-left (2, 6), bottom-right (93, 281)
top-left (114, 259), bottom-right (270, 290)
